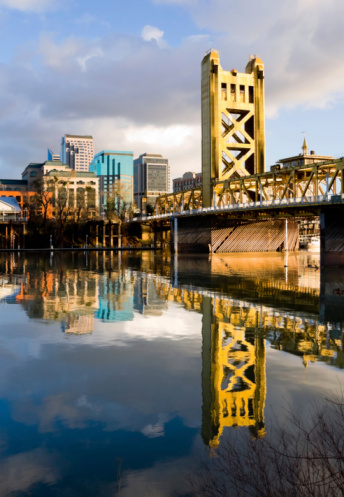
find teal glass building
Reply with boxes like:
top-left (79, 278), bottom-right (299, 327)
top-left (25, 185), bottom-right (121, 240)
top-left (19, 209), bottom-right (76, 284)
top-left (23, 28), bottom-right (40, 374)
top-left (89, 150), bottom-right (134, 215)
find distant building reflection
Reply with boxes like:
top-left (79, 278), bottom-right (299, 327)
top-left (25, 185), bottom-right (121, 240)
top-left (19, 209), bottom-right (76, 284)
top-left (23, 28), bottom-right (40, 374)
top-left (134, 275), bottom-right (168, 316)
top-left (97, 273), bottom-right (134, 322)
top-left (0, 251), bottom-right (344, 445)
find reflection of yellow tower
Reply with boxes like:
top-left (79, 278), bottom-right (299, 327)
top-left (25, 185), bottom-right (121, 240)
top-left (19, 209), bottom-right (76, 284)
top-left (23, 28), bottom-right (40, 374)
top-left (201, 50), bottom-right (265, 207)
top-left (202, 297), bottom-right (266, 448)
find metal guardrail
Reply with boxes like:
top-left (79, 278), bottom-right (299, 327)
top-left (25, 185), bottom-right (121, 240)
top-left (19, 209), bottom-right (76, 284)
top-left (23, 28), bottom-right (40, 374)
top-left (131, 194), bottom-right (344, 223)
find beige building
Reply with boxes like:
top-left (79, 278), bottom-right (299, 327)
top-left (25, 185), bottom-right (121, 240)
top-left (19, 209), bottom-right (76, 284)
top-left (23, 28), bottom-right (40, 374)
top-left (61, 134), bottom-right (94, 172)
top-left (22, 160), bottom-right (99, 217)
top-left (173, 172), bottom-right (202, 192)
top-left (201, 50), bottom-right (265, 207)
top-left (277, 138), bottom-right (334, 169)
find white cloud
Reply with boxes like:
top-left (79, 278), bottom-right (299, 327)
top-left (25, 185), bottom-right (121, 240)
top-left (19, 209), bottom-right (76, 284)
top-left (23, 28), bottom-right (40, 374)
top-left (141, 25), bottom-right (168, 49)
top-left (75, 12), bottom-right (110, 28)
top-left (38, 33), bottom-right (84, 69)
top-left (126, 124), bottom-right (194, 148)
top-left (2, 0), bottom-right (344, 177)
top-left (0, 0), bottom-right (56, 12)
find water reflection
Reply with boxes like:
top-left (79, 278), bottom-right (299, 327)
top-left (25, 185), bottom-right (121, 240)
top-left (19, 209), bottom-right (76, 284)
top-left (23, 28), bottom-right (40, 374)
top-left (0, 251), bottom-right (343, 495)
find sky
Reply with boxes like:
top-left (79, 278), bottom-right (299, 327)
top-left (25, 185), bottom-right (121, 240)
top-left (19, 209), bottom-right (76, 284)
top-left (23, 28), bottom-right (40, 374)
top-left (1, 0), bottom-right (344, 181)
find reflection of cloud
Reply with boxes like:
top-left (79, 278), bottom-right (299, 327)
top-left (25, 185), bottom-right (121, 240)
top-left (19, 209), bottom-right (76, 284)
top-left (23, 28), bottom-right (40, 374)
top-left (119, 448), bottom-right (200, 497)
top-left (0, 449), bottom-right (59, 494)
top-left (141, 413), bottom-right (172, 438)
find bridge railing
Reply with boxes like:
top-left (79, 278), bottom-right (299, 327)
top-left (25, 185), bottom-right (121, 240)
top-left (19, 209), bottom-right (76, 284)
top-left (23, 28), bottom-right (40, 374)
top-left (131, 193), bottom-right (344, 222)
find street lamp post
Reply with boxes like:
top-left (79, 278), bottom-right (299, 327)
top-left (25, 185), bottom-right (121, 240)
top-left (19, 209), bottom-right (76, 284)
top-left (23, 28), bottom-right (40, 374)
top-left (86, 234), bottom-right (88, 248)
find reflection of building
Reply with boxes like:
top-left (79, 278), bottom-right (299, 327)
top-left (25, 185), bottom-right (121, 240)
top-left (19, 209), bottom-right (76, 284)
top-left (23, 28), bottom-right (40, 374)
top-left (17, 269), bottom-right (99, 334)
top-left (62, 314), bottom-right (94, 334)
top-left (96, 274), bottom-right (134, 322)
top-left (89, 150), bottom-right (134, 215)
top-left (134, 153), bottom-right (170, 213)
top-left (61, 134), bottom-right (94, 172)
top-left (201, 297), bottom-right (266, 448)
top-left (134, 276), bottom-right (168, 316)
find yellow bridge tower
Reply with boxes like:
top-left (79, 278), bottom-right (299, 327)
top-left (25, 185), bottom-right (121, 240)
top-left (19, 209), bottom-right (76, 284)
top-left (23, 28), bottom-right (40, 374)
top-left (201, 50), bottom-right (265, 207)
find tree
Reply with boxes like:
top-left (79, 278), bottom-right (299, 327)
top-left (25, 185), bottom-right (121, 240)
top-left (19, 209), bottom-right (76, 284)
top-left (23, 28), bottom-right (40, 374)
top-left (192, 396), bottom-right (344, 497)
top-left (104, 181), bottom-right (135, 221)
top-left (31, 178), bottom-right (52, 227)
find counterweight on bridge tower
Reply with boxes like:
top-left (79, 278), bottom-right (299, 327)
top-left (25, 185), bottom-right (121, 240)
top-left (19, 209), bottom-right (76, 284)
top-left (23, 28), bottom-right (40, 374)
top-left (201, 50), bottom-right (265, 207)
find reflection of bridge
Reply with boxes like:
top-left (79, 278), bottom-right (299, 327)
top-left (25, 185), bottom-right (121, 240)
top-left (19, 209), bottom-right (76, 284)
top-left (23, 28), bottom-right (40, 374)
top-left (153, 271), bottom-right (344, 447)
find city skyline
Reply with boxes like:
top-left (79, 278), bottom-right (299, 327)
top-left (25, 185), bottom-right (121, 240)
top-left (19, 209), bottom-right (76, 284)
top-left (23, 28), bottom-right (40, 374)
top-left (1, 0), bottom-right (344, 180)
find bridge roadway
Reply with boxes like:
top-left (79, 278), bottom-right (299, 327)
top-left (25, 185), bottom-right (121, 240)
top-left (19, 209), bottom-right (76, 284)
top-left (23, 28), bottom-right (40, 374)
top-left (133, 192), bottom-right (344, 223)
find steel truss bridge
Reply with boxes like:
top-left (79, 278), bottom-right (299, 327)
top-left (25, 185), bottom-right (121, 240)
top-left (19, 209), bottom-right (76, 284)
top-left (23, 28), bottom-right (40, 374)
top-left (146, 158), bottom-right (344, 220)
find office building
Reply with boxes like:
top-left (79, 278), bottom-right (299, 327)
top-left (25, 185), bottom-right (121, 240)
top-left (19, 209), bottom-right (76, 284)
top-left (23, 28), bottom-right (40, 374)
top-left (89, 150), bottom-right (133, 215)
top-left (61, 134), bottom-right (94, 172)
top-left (47, 149), bottom-right (60, 162)
top-left (134, 153), bottom-right (170, 213)
top-left (22, 160), bottom-right (99, 217)
top-left (173, 172), bottom-right (202, 192)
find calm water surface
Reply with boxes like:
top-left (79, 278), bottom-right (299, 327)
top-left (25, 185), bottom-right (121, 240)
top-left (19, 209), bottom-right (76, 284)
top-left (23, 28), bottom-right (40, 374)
top-left (0, 250), bottom-right (343, 496)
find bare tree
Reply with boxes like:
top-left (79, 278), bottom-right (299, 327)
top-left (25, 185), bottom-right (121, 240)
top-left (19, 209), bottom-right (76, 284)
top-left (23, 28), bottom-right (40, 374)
top-left (104, 181), bottom-right (135, 221)
top-left (192, 397), bottom-right (344, 497)
top-left (31, 178), bottom-right (52, 227)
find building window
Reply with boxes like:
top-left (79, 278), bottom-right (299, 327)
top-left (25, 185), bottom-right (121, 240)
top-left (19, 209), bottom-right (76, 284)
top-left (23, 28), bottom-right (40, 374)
top-left (221, 82), bottom-right (227, 100)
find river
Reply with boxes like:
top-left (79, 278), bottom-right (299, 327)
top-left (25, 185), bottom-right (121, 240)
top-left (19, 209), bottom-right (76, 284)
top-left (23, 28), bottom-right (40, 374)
top-left (0, 250), bottom-right (343, 496)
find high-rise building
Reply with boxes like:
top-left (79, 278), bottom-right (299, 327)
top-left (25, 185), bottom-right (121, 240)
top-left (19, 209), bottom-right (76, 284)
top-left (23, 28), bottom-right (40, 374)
top-left (134, 153), bottom-right (170, 214)
top-left (89, 150), bottom-right (134, 215)
top-left (47, 149), bottom-right (60, 162)
top-left (61, 134), bottom-right (94, 172)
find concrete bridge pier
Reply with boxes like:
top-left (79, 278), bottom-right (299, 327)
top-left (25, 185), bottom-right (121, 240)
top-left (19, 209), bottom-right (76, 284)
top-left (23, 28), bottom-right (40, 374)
top-left (170, 217), bottom-right (178, 254)
top-left (320, 208), bottom-right (344, 266)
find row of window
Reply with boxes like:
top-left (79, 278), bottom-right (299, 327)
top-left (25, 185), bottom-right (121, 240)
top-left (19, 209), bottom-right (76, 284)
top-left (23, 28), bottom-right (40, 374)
top-left (221, 83), bottom-right (254, 104)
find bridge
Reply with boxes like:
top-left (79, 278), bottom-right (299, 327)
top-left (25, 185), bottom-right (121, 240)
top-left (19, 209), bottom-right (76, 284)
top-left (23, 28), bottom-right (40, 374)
top-left (132, 156), bottom-right (344, 263)
top-left (131, 50), bottom-right (344, 265)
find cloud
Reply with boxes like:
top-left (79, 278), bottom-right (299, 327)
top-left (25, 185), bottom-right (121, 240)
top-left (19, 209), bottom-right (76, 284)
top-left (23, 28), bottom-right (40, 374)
top-left (125, 124), bottom-right (194, 148)
top-left (141, 25), bottom-right (168, 49)
top-left (0, 449), bottom-right (59, 494)
top-left (0, 31), bottom-right (208, 178)
top-left (75, 12), bottom-right (110, 28)
top-left (0, 0), bottom-right (56, 12)
top-left (171, 0), bottom-right (344, 118)
top-left (2, 0), bottom-right (344, 179)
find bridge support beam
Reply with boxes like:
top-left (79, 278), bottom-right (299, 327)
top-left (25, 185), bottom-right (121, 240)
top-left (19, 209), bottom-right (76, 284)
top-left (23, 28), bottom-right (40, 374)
top-left (320, 208), bottom-right (344, 266)
top-left (174, 216), bottom-right (299, 254)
